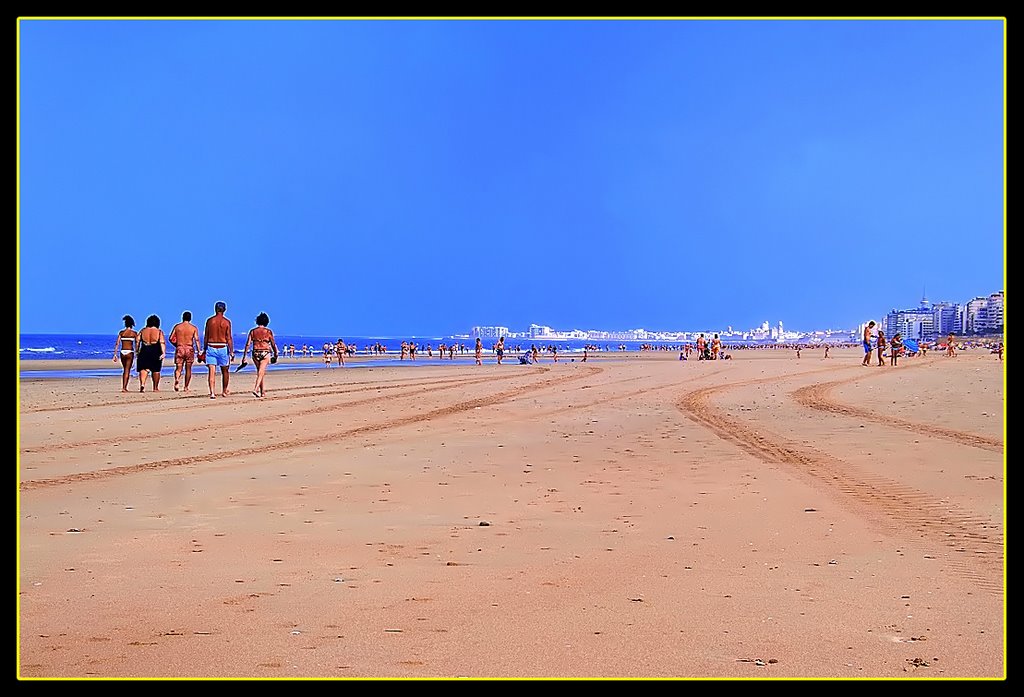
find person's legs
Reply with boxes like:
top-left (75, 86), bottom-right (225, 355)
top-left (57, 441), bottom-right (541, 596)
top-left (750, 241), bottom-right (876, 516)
top-left (139, 369), bottom-right (148, 392)
top-left (152, 371), bottom-right (161, 391)
top-left (183, 362), bottom-right (192, 391)
top-left (208, 365), bottom-right (217, 398)
top-left (221, 366), bottom-right (231, 396)
top-left (253, 358), bottom-right (268, 396)
top-left (174, 359), bottom-right (183, 391)
top-left (120, 355), bottom-right (133, 391)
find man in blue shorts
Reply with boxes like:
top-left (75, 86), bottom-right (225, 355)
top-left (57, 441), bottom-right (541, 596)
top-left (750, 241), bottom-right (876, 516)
top-left (202, 301), bottom-right (235, 399)
top-left (861, 321), bottom-right (875, 366)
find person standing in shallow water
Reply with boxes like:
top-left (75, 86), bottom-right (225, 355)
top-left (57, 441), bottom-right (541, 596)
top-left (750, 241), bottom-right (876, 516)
top-left (475, 337), bottom-right (483, 365)
top-left (113, 315), bottom-right (138, 393)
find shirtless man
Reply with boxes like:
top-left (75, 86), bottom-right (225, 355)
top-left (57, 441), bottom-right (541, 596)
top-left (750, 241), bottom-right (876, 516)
top-left (862, 321), bottom-right (875, 366)
top-left (696, 334), bottom-right (707, 361)
top-left (202, 301), bottom-right (234, 399)
top-left (169, 310), bottom-right (201, 392)
top-left (475, 337), bottom-right (483, 365)
top-left (495, 337), bottom-right (505, 365)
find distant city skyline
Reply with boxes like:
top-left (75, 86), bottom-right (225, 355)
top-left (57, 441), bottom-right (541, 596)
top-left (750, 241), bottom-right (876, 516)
top-left (468, 286), bottom-right (1005, 343)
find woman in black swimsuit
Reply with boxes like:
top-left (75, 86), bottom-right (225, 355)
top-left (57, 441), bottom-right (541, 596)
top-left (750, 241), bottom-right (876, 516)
top-left (242, 312), bottom-right (279, 398)
top-left (112, 315), bottom-right (138, 393)
top-left (136, 314), bottom-right (166, 392)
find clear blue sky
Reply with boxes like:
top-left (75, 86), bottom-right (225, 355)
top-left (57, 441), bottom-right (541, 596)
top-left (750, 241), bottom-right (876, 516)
top-left (18, 18), bottom-right (1004, 336)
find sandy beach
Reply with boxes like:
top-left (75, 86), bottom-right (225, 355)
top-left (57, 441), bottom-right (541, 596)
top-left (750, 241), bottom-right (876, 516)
top-left (17, 348), bottom-right (1005, 679)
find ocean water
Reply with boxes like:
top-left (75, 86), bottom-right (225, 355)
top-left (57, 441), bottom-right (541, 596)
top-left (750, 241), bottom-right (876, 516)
top-left (19, 333), bottom-right (810, 380)
top-left (19, 333), bottom-right (801, 361)
top-left (18, 333), bottom-right (609, 380)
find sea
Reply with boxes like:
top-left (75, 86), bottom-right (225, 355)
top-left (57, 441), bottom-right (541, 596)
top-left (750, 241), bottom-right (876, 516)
top-left (18, 333), bottom-right (806, 380)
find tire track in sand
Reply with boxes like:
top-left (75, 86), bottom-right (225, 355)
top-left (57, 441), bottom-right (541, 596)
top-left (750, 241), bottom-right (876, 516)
top-left (792, 377), bottom-right (1002, 453)
top-left (19, 365), bottom-right (602, 491)
top-left (20, 370), bottom-right (547, 455)
top-left (676, 374), bottom-right (1003, 595)
top-left (20, 372), bottom-right (519, 415)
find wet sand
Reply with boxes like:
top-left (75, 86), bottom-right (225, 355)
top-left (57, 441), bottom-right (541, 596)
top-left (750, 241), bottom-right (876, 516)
top-left (17, 348), bottom-right (1005, 679)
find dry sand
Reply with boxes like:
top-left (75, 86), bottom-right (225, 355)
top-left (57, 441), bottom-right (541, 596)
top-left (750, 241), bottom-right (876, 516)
top-left (17, 348), bottom-right (1005, 679)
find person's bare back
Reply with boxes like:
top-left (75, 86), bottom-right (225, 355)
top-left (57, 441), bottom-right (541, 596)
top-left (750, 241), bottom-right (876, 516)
top-left (171, 322), bottom-right (198, 349)
top-left (204, 315), bottom-right (232, 346)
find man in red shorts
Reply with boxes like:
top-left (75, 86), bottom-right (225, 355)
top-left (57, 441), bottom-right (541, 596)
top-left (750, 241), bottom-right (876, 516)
top-left (169, 311), bottom-right (201, 392)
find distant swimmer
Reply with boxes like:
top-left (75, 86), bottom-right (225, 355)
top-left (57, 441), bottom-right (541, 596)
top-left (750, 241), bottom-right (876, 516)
top-left (113, 314), bottom-right (138, 393)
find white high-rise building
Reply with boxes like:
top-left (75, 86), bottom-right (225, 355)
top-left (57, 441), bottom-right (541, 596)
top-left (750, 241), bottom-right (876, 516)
top-left (931, 302), bottom-right (959, 337)
top-left (987, 291), bottom-right (1004, 332)
top-left (963, 297), bottom-right (989, 334)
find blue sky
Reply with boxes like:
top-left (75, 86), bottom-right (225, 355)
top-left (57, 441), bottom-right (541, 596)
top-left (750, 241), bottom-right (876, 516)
top-left (18, 18), bottom-right (1004, 336)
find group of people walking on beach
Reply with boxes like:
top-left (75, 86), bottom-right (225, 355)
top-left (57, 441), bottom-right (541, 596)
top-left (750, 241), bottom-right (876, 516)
top-left (114, 301), bottom-right (279, 399)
